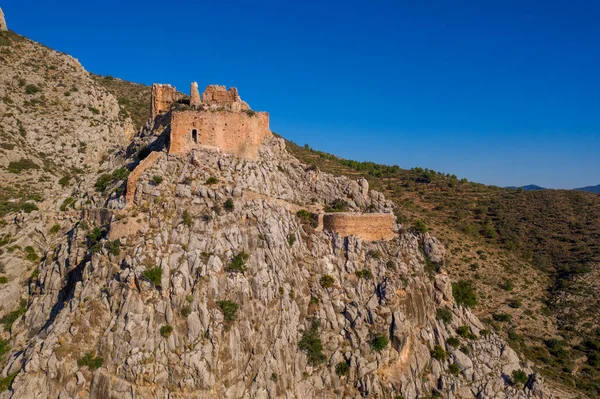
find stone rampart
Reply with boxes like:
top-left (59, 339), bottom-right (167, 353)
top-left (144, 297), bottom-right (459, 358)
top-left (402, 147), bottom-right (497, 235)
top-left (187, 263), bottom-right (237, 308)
top-left (126, 151), bottom-right (163, 205)
top-left (151, 84), bottom-right (178, 118)
top-left (322, 212), bottom-right (395, 241)
top-left (169, 110), bottom-right (271, 159)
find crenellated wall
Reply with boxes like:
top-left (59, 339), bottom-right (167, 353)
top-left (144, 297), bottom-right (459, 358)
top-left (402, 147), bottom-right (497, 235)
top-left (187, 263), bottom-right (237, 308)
top-left (169, 110), bottom-right (271, 158)
top-left (322, 212), bottom-right (395, 241)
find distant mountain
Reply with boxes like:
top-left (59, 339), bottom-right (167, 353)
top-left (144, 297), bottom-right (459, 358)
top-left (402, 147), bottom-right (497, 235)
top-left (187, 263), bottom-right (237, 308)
top-left (574, 184), bottom-right (600, 194)
top-left (506, 184), bottom-right (546, 191)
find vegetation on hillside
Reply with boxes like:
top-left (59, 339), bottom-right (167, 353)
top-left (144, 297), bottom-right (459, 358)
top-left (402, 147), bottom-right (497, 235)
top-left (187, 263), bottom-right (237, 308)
top-left (285, 139), bottom-right (600, 397)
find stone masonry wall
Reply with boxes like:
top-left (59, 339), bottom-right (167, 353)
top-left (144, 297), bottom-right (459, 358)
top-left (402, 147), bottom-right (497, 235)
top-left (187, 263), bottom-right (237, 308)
top-left (322, 212), bottom-right (395, 241)
top-left (169, 110), bottom-right (271, 159)
top-left (202, 85), bottom-right (240, 104)
top-left (126, 151), bottom-right (163, 205)
top-left (151, 84), bottom-right (178, 118)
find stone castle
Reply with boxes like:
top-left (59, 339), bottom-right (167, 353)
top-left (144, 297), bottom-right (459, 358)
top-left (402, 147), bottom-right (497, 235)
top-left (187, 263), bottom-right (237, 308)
top-left (151, 83), bottom-right (271, 159)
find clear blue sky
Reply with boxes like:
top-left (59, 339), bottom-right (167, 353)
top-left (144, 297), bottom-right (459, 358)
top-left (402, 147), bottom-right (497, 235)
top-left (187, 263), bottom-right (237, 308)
top-left (3, 0), bottom-right (599, 188)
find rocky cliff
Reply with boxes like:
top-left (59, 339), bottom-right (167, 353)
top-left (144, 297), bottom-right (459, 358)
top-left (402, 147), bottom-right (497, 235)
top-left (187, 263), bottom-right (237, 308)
top-left (0, 133), bottom-right (550, 398)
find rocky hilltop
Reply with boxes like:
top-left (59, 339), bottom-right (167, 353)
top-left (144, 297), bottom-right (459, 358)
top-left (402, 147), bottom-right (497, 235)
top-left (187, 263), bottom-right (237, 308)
top-left (0, 16), bottom-right (564, 399)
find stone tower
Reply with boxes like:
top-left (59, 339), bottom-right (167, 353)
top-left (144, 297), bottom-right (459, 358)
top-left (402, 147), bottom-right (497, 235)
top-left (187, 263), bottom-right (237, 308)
top-left (0, 8), bottom-right (7, 31)
top-left (150, 84), bottom-right (178, 118)
top-left (190, 82), bottom-right (201, 107)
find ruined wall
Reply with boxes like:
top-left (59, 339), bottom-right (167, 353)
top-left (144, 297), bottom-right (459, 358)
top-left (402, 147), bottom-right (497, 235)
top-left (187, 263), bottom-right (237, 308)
top-left (169, 110), bottom-right (271, 158)
top-left (126, 151), bottom-right (163, 205)
top-left (202, 85), bottom-right (240, 104)
top-left (190, 82), bottom-right (201, 107)
top-left (151, 84), bottom-right (178, 118)
top-left (322, 213), bottom-right (395, 241)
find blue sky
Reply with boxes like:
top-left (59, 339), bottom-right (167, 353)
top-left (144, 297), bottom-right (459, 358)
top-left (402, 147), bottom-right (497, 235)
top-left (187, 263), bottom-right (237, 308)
top-left (3, 0), bottom-right (599, 188)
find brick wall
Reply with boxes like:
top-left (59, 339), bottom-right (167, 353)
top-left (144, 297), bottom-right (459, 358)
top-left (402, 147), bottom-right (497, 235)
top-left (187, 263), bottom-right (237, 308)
top-left (322, 212), bottom-right (395, 241)
top-left (169, 110), bottom-right (271, 159)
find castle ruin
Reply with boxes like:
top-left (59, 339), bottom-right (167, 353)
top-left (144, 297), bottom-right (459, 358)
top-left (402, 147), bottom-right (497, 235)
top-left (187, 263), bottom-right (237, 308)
top-left (150, 82), bottom-right (272, 159)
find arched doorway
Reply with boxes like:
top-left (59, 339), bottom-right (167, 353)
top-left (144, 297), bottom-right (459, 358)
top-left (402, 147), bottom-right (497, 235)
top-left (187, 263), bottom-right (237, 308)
top-left (192, 129), bottom-right (198, 144)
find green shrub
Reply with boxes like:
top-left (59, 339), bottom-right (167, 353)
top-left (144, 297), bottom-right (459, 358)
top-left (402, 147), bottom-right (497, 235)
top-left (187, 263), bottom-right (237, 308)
top-left (217, 300), bottom-right (239, 323)
top-left (223, 198), bottom-right (234, 212)
top-left (452, 280), bottom-right (477, 308)
top-left (0, 338), bottom-right (10, 356)
top-left (436, 308), bottom-right (453, 324)
top-left (370, 333), bottom-right (389, 352)
top-left (24, 84), bottom-right (40, 95)
top-left (448, 363), bottom-right (460, 376)
top-left (492, 312), bottom-right (512, 323)
top-left (111, 167), bottom-right (129, 181)
top-left (58, 175), bottom-right (70, 187)
top-left (24, 246), bottom-right (38, 262)
top-left (143, 267), bottom-right (162, 287)
top-left (512, 369), bottom-right (528, 385)
top-left (245, 109), bottom-right (256, 117)
top-left (319, 275), bottom-right (334, 289)
top-left (50, 224), bottom-right (60, 234)
top-left (502, 279), bottom-right (514, 291)
top-left (77, 352), bottom-right (104, 370)
top-left (431, 345), bottom-right (447, 361)
top-left (367, 250), bottom-right (381, 259)
top-left (7, 158), bottom-right (38, 174)
top-left (105, 239), bottom-right (120, 256)
top-left (335, 361), bottom-right (350, 376)
top-left (296, 209), bottom-right (317, 227)
top-left (88, 106), bottom-right (100, 115)
top-left (412, 220), bottom-right (428, 234)
top-left (288, 233), bottom-right (296, 246)
top-left (355, 269), bottom-right (373, 280)
top-left (324, 199), bottom-right (347, 213)
top-left (456, 326), bottom-right (477, 339)
top-left (0, 300), bottom-right (27, 331)
top-left (447, 337), bottom-right (460, 348)
top-left (182, 210), bottom-right (193, 227)
top-left (298, 319), bottom-right (326, 366)
top-left (60, 197), bottom-right (74, 211)
top-left (228, 252), bottom-right (249, 273)
top-left (20, 202), bottom-right (39, 213)
top-left (206, 176), bottom-right (218, 185)
top-left (95, 174), bottom-right (112, 192)
top-left (180, 306), bottom-right (191, 318)
top-left (508, 298), bottom-right (522, 308)
top-left (87, 227), bottom-right (104, 253)
top-left (0, 277), bottom-right (7, 284)
top-left (386, 260), bottom-right (396, 269)
top-left (160, 325), bottom-right (173, 338)
top-left (152, 175), bottom-right (163, 185)
top-left (0, 372), bottom-right (17, 392)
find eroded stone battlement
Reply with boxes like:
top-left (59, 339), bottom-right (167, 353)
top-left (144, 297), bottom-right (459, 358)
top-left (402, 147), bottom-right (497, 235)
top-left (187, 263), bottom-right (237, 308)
top-left (149, 82), bottom-right (271, 159)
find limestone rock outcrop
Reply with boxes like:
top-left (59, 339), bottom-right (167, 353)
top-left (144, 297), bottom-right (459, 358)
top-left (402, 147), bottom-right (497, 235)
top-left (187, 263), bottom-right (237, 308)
top-left (0, 136), bottom-right (552, 398)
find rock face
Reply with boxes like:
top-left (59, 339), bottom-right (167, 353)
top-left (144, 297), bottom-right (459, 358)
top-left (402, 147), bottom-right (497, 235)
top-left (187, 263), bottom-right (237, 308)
top-left (0, 8), bottom-right (6, 31)
top-left (0, 135), bottom-right (552, 398)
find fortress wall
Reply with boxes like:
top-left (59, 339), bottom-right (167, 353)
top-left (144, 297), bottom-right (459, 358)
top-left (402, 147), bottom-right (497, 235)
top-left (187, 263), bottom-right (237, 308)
top-left (126, 151), bottom-right (163, 205)
top-left (151, 84), bottom-right (178, 118)
top-left (169, 110), bottom-right (271, 158)
top-left (322, 213), bottom-right (395, 241)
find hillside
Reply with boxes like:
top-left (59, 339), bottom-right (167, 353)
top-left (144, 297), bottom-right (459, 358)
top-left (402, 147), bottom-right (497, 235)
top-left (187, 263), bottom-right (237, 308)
top-left (0, 20), bottom-right (597, 398)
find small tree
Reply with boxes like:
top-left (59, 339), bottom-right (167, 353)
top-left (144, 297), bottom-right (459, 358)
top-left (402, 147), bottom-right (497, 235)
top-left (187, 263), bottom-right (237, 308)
top-left (160, 325), bottom-right (173, 338)
top-left (512, 369), bottom-right (528, 386)
top-left (228, 252), bottom-right (250, 273)
top-left (298, 319), bottom-right (326, 366)
top-left (335, 361), bottom-right (350, 376)
top-left (452, 280), bottom-right (477, 308)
